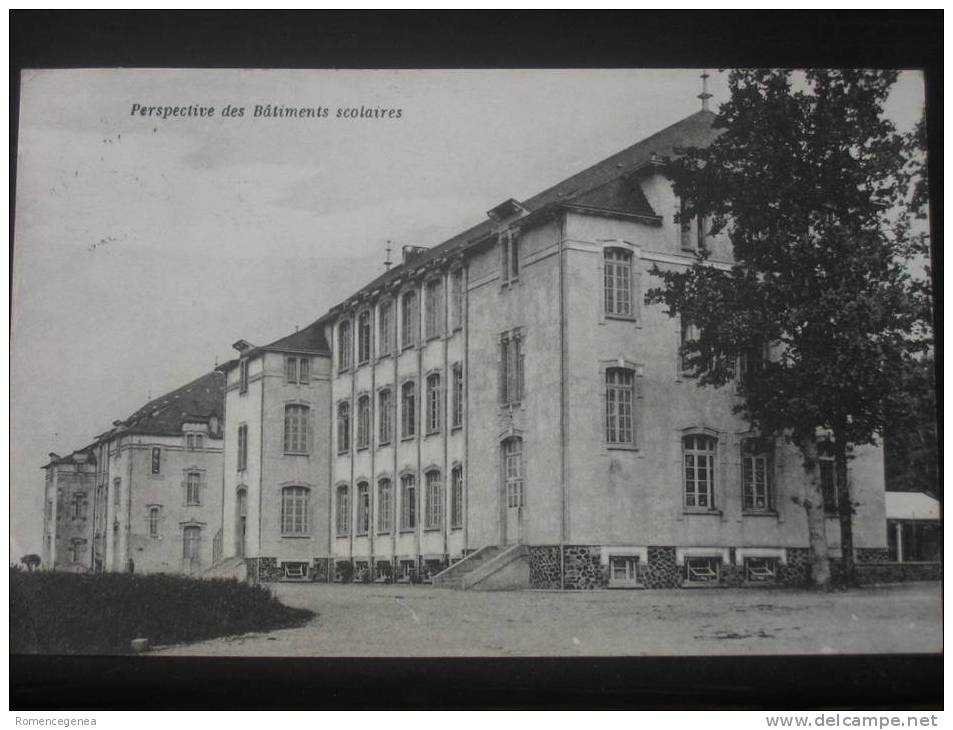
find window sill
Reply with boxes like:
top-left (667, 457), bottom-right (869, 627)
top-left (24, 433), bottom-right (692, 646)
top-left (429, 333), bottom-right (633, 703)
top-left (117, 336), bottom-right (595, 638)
top-left (742, 510), bottom-right (778, 517)
top-left (357, 359), bottom-right (370, 369)
top-left (335, 533), bottom-right (350, 539)
top-left (336, 450), bottom-right (349, 456)
top-left (424, 430), bottom-right (441, 438)
top-left (400, 343), bottom-right (417, 353)
top-left (377, 352), bottom-right (393, 362)
top-left (450, 425), bottom-right (463, 434)
top-left (451, 525), bottom-right (463, 532)
top-left (425, 334), bottom-right (441, 343)
top-left (285, 451), bottom-right (310, 457)
top-left (683, 508), bottom-right (721, 516)
top-left (376, 530), bottom-right (392, 537)
top-left (337, 368), bottom-right (351, 376)
top-left (399, 528), bottom-right (416, 535)
top-left (281, 534), bottom-right (313, 539)
top-left (377, 441), bottom-right (391, 449)
top-left (424, 527), bottom-right (442, 533)
top-left (606, 443), bottom-right (639, 452)
top-left (452, 326), bottom-right (463, 334)
top-left (400, 435), bottom-right (416, 443)
top-left (355, 532), bottom-right (369, 538)
top-left (356, 445), bottom-right (369, 452)
top-left (604, 313), bottom-right (637, 323)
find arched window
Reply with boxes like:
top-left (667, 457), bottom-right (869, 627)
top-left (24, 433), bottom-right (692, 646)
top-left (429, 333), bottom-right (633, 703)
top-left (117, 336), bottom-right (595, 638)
top-left (338, 320), bottom-right (352, 371)
top-left (377, 478), bottom-right (393, 533)
top-left (336, 401), bottom-right (350, 453)
top-left (358, 310), bottom-right (372, 364)
top-left (356, 482), bottom-right (370, 535)
top-left (502, 437), bottom-right (524, 508)
top-left (400, 474), bottom-right (417, 530)
top-left (356, 395), bottom-right (370, 450)
top-left (401, 290), bottom-right (419, 348)
top-left (741, 438), bottom-right (773, 512)
top-left (401, 381), bottom-right (416, 438)
top-left (605, 367), bottom-right (635, 445)
top-left (378, 299), bottom-right (394, 357)
top-left (378, 388), bottom-right (393, 444)
top-left (426, 373), bottom-right (441, 434)
top-left (335, 485), bottom-right (349, 536)
top-left (425, 470), bottom-right (443, 529)
top-left (284, 404), bottom-right (310, 454)
top-left (683, 434), bottom-right (717, 509)
top-left (604, 248), bottom-right (632, 317)
top-left (450, 466), bottom-right (464, 529)
top-left (281, 486), bottom-right (310, 535)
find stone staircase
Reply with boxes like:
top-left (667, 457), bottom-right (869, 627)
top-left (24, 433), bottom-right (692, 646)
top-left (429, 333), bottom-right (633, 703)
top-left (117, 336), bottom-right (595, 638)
top-left (202, 555), bottom-right (248, 582)
top-left (432, 546), bottom-right (501, 588)
top-left (433, 544), bottom-right (530, 590)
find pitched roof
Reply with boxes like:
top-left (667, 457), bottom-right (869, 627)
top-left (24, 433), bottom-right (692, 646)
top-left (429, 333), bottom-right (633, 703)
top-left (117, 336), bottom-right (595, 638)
top-left (220, 319), bottom-right (330, 372)
top-left (886, 491), bottom-right (941, 521)
top-left (101, 370), bottom-right (225, 440)
top-left (42, 444), bottom-right (97, 469)
top-left (322, 109), bottom-right (718, 317)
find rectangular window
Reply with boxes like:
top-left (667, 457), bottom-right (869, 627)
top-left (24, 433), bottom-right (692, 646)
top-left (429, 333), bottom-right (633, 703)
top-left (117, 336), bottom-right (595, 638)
top-left (285, 356), bottom-right (311, 384)
top-left (358, 310), bottom-right (372, 364)
top-left (356, 395), bottom-right (370, 450)
top-left (299, 357), bottom-right (310, 383)
top-left (500, 230), bottom-right (519, 284)
top-left (604, 248), bottom-right (633, 317)
top-left (426, 373), bottom-right (441, 434)
top-left (338, 320), bottom-right (352, 371)
top-left (401, 291), bottom-right (419, 349)
top-left (609, 556), bottom-right (639, 586)
top-left (400, 474), bottom-right (417, 530)
top-left (744, 557), bottom-right (778, 582)
top-left (148, 507), bottom-right (160, 538)
top-left (450, 466), bottom-right (464, 529)
top-left (183, 527), bottom-right (202, 561)
top-left (685, 556), bottom-right (720, 583)
top-left (425, 471), bottom-right (443, 530)
top-left (72, 492), bottom-right (87, 520)
top-left (425, 278), bottom-right (444, 340)
top-left (237, 424), bottom-right (248, 470)
top-left (683, 434), bottom-right (716, 509)
top-left (379, 300), bottom-right (394, 357)
top-left (450, 268), bottom-right (464, 331)
top-left (356, 483), bottom-right (370, 535)
top-left (605, 368), bottom-right (635, 445)
top-left (239, 359), bottom-right (249, 394)
top-left (401, 381), bottom-right (416, 439)
top-left (680, 198), bottom-right (694, 251)
top-left (185, 473), bottom-right (201, 506)
top-left (282, 486), bottom-right (310, 535)
top-left (819, 443), bottom-right (838, 515)
top-left (284, 404), bottom-right (310, 454)
top-left (452, 363), bottom-right (463, 429)
top-left (742, 439), bottom-right (772, 511)
top-left (503, 438), bottom-right (524, 508)
top-left (499, 332), bottom-right (524, 405)
top-left (336, 402), bottom-right (350, 453)
top-left (151, 447), bottom-right (161, 475)
top-left (377, 479), bottom-right (393, 533)
top-left (335, 485), bottom-right (349, 536)
top-left (378, 389), bottom-right (393, 444)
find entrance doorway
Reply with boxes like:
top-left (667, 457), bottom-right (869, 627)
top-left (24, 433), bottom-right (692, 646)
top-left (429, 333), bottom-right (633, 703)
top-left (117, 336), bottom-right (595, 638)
top-left (501, 436), bottom-right (523, 545)
top-left (183, 525), bottom-right (202, 574)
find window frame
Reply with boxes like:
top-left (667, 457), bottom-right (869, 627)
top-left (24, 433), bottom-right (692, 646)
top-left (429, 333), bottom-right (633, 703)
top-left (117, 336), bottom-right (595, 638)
top-left (355, 481), bottom-right (370, 536)
top-left (378, 298), bottom-right (394, 358)
top-left (239, 358), bottom-right (249, 394)
top-left (151, 447), bottom-right (161, 475)
top-left (818, 441), bottom-right (838, 515)
top-left (337, 319), bottom-right (352, 372)
top-left (336, 401), bottom-right (351, 454)
top-left (185, 472), bottom-right (202, 506)
top-left (377, 477), bottom-right (394, 534)
top-left (400, 289), bottom-right (419, 350)
top-left (741, 438), bottom-right (774, 513)
top-left (682, 433), bottom-right (717, 511)
top-left (605, 367), bottom-right (636, 447)
top-left (424, 277), bottom-right (444, 340)
top-left (148, 506), bottom-right (161, 538)
top-left (237, 423), bottom-right (248, 471)
top-left (502, 437), bottom-right (524, 509)
top-left (500, 230), bottom-right (520, 285)
top-left (378, 387), bottom-right (393, 445)
top-left (357, 310), bottom-right (372, 365)
top-left (356, 394), bottom-right (371, 450)
top-left (499, 330), bottom-right (524, 406)
top-left (401, 380), bottom-right (417, 440)
top-left (280, 485), bottom-right (310, 536)
top-left (335, 484), bottom-right (350, 537)
top-left (424, 469), bottom-right (443, 530)
top-left (603, 247), bottom-right (634, 319)
top-left (451, 363), bottom-right (464, 430)
top-left (283, 403), bottom-right (311, 455)
top-left (450, 465), bottom-right (464, 529)
top-left (399, 473), bottom-right (417, 531)
top-left (450, 268), bottom-right (464, 331)
top-left (425, 372), bottom-right (442, 435)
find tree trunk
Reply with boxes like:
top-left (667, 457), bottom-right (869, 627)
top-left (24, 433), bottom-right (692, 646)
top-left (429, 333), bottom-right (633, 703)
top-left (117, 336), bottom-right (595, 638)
top-left (797, 436), bottom-right (832, 589)
top-left (832, 421), bottom-right (855, 586)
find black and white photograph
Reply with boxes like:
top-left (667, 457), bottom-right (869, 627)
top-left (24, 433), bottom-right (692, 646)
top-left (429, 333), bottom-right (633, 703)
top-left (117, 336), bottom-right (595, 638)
top-left (9, 11), bottom-right (941, 714)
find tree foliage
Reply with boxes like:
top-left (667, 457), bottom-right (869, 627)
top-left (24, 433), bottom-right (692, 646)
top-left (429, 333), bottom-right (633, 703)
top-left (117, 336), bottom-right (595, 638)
top-left (646, 69), bottom-right (933, 585)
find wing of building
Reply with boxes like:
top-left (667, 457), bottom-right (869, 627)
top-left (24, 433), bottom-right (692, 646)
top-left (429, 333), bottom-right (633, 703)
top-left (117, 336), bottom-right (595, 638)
top-left (44, 108), bottom-right (890, 588)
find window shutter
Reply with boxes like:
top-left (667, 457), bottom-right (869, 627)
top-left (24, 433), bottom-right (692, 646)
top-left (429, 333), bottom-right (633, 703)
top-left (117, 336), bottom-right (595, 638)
top-left (632, 269), bottom-right (642, 320)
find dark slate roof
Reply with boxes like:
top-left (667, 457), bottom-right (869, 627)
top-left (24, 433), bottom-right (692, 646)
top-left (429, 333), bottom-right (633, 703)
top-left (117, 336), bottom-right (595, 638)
top-left (101, 370), bottom-right (225, 440)
top-left (220, 319), bottom-right (329, 372)
top-left (321, 109), bottom-right (718, 317)
top-left (42, 444), bottom-right (97, 469)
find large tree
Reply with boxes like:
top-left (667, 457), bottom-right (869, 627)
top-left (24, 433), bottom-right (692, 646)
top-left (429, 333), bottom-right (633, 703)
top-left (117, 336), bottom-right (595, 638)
top-left (647, 69), bottom-right (932, 587)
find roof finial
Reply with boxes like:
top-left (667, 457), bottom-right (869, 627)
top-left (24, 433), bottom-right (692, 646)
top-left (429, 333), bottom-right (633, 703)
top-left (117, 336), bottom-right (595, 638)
top-left (384, 240), bottom-right (393, 271)
top-left (698, 70), bottom-right (713, 112)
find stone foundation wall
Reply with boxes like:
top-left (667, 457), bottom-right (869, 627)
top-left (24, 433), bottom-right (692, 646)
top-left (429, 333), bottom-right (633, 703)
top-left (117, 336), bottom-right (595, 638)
top-left (855, 561), bottom-right (941, 583)
top-left (529, 546), bottom-right (561, 589)
top-left (311, 558), bottom-right (332, 583)
top-left (245, 557), bottom-right (282, 583)
top-left (562, 545), bottom-right (609, 589)
top-left (856, 548), bottom-right (890, 563)
top-left (644, 547), bottom-right (681, 588)
top-left (778, 548), bottom-right (811, 587)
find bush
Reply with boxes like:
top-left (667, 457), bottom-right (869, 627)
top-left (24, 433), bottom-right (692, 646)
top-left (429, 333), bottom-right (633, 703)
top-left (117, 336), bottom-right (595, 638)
top-left (10, 569), bottom-right (313, 654)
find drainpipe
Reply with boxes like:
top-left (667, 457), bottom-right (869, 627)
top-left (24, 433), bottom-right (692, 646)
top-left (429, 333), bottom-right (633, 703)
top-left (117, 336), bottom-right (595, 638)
top-left (392, 308), bottom-right (398, 576)
top-left (327, 341), bottom-right (334, 583)
top-left (369, 319), bottom-right (377, 578)
top-left (258, 356), bottom-right (265, 567)
top-left (462, 264), bottom-right (470, 554)
top-left (442, 269), bottom-right (450, 565)
top-left (125, 438), bottom-right (133, 571)
top-left (558, 212), bottom-right (568, 590)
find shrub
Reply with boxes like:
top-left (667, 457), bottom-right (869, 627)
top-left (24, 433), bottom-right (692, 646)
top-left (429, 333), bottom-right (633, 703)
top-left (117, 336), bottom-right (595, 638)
top-left (10, 569), bottom-right (313, 654)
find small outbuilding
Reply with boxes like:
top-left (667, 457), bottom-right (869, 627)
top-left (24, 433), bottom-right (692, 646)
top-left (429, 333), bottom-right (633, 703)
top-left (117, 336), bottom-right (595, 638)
top-left (886, 491), bottom-right (941, 563)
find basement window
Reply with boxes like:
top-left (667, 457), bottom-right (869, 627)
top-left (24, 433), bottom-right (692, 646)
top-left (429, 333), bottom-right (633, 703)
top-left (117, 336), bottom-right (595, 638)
top-left (282, 562), bottom-right (308, 580)
top-left (684, 556), bottom-right (721, 584)
top-left (609, 556), bottom-right (640, 588)
top-left (744, 557), bottom-right (779, 583)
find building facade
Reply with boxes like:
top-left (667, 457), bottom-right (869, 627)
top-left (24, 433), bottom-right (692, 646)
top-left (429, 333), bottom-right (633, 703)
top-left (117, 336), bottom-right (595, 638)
top-left (81, 372), bottom-right (225, 574)
top-left (320, 109), bottom-right (888, 589)
top-left (41, 447), bottom-right (97, 571)
top-left (218, 322), bottom-right (332, 582)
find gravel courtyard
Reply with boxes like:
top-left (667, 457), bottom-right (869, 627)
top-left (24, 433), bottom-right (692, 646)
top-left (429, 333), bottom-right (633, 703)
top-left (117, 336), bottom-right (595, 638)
top-left (153, 581), bottom-right (941, 657)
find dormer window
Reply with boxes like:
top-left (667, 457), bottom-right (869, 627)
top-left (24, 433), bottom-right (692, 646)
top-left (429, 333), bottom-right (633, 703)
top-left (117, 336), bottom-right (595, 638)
top-left (186, 433), bottom-right (205, 451)
top-left (286, 356), bottom-right (310, 384)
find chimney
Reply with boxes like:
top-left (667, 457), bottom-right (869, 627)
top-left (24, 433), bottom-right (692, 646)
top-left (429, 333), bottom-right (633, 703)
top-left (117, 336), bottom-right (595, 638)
top-left (402, 245), bottom-right (428, 264)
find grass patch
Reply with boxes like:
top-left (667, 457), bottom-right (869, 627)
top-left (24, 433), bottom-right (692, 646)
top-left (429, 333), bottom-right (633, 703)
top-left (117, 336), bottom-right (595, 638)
top-left (11, 568), bottom-right (314, 654)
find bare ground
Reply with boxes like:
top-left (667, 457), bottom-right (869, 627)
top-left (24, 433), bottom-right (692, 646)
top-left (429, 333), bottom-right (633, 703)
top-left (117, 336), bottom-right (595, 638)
top-left (152, 581), bottom-right (941, 657)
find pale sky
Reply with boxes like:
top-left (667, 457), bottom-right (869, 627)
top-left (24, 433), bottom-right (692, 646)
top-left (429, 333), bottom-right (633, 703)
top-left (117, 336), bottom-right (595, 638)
top-left (11, 69), bottom-right (925, 558)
